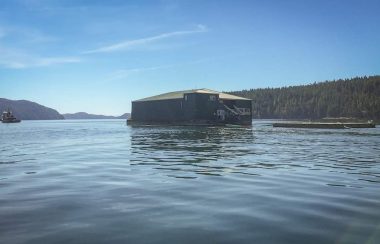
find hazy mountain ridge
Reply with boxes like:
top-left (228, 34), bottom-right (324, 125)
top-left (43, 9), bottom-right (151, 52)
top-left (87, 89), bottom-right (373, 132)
top-left (63, 112), bottom-right (130, 119)
top-left (0, 98), bottom-right (64, 120)
top-left (1, 98), bottom-right (130, 120)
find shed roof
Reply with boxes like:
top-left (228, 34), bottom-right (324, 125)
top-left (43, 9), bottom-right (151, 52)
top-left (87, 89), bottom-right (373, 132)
top-left (133, 89), bottom-right (251, 102)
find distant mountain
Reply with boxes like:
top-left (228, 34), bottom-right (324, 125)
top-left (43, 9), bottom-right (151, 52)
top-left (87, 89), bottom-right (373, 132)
top-left (0, 98), bottom-right (64, 120)
top-left (63, 112), bottom-right (130, 119)
top-left (118, 113), bottom-right (130, 119)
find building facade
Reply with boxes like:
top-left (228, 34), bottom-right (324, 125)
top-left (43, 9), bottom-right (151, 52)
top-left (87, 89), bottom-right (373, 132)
top-left (128, 89), bottom-right (252, 125)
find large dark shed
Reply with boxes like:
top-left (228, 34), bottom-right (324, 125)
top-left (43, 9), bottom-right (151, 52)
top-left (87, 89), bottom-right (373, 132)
top-left (127, 89), bottom-right (252, 125)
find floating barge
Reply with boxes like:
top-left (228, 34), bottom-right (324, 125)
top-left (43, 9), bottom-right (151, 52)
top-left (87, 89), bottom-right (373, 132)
top-left (273, 121), bottom-right (376, 129)
top-left (127, 89), bottom-right (252, 126)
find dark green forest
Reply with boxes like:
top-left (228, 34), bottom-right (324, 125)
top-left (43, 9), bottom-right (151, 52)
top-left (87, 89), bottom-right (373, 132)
top-left (229, 76), bottom-right (380, 120)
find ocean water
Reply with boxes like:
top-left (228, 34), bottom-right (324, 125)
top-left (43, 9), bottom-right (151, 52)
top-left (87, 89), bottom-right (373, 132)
top-left (0, 120), bottom-right (379, 244)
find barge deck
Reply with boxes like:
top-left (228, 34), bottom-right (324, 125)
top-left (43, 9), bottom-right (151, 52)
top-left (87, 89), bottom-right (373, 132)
top-left (273, 122), bottom-right (376, 129)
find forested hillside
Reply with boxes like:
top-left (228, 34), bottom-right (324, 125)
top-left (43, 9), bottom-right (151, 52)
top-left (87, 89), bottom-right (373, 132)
top-left (229, 76), bottom-right (380, 120)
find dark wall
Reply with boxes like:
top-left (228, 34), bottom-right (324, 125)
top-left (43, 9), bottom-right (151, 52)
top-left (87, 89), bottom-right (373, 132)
top-left (132, 99), bottom-right (184, 122)
top-left (131, 94), bottom-right (252, 125)
top-left (182, 93), bottom-right (197, 120)
top-left (237, 100), bottom-right (253, 122)
top-left (133, 94), bottom-right (221, 123)
top-left (183, 93), bottom-right (219, 121)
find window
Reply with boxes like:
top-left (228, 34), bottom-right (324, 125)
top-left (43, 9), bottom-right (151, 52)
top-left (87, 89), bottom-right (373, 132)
top-left (209, 95), bottom-right (216, 101)
top-left (240, 108), bottom-right (250, 115)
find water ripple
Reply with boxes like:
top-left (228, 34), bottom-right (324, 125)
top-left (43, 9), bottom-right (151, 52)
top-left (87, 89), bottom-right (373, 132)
top-left (0, 120), bottom-right (379, 244)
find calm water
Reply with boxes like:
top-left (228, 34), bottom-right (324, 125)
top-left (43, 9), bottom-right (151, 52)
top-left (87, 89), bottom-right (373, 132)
top-left (1, 120), bottom-right (380, 244)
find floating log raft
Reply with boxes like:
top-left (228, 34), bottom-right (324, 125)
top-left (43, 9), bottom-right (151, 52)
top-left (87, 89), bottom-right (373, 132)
top-left (273, 122), bottom-right (376, 129)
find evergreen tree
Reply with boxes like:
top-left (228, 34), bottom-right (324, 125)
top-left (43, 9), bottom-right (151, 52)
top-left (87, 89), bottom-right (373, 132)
top-left (229, 76), bottom-right (380, 120)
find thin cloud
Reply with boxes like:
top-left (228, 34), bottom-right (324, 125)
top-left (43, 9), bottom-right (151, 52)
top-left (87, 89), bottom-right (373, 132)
top-left (0, 25), bottom-right (77, 69)
top-left (84, 24), bottom-right (208, 54)
top-left (0, 47), bottom-right (81, 69)
top-left (33, 57), bottom-right (81, 67)
top-left (108, 64), bottom-right (174, 81)
top-left (0, 28), bottom-right (5, 39)
top-left (0, 56), bottom-right (81, 69)
top-left (106, 58), bottom-right (215, 81)
top-left (0, 25), bottom-right (57, 43)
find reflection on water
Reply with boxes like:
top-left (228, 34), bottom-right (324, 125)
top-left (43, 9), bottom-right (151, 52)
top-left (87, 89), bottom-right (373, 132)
top-left (0, 120), bottom-right (380, 244)
top-left (129, 125), bottom-right (380, 185)
top-left (130, 126), bottom-right (256, 178)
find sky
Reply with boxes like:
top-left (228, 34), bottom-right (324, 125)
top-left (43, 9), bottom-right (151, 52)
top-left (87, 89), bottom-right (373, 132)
top-left (0, 0), bottom-right (379, 115)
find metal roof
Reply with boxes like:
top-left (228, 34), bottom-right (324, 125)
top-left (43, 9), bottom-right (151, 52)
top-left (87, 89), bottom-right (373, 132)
top-left (134, 89), bottom-right (251, 102)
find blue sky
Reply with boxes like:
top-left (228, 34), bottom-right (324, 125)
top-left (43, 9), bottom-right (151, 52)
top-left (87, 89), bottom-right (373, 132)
top-left (0, 0), bottom-right (379, 115)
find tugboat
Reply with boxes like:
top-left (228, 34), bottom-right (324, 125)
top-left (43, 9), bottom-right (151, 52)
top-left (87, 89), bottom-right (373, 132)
top-left (1, 108), bottom-right (21, 123)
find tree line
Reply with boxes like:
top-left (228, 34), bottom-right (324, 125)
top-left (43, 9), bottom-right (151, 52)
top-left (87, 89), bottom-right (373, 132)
top-left (229, 76), bottom-right (380, 120)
